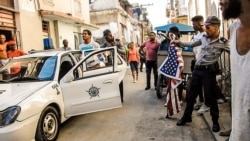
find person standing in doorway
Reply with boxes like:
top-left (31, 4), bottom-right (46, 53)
top-left (220, 0), bottom-right (250, 140)
top-left (0, 34), bottom-right (8, 67)
top-left (60, 39), bottom-right (71, 51)
top-left (141, 32), bottom-right (160, 90)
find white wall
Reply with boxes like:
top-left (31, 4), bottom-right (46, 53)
top-left (91, 22), bottom-right (119, 40)
top-left (39, 0), bottom-right (90, 22)
top-left (39, 0), bottom-right (72, 14)
top-left (91, 0), bottom-right (119, 11)
top-left (81, 0), bottom-right (91, 22)
top-left (18, 0), bottom-right (44, 52)
top-left (57, 22), bottom-right (79, 49)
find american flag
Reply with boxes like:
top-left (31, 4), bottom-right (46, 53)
top-left (165, 79), bottom-right (181, 116)
top-left (158, 45), bottom-right (184, 89)
top-left (158, 44), bottom-right (184, 117)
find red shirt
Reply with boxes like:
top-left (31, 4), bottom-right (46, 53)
top-left (7, 50), bottom-right (26, 58)
top-left (142, 40), bottom-right (160, 61)
top-left (128, 49), bottom-right (139, 62)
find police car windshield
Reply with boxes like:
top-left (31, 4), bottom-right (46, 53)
top-left (0, 56), bottom-right (57, 82)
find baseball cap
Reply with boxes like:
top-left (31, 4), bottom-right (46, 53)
top-left (8, 40), bottom-right (16, 45)
top-left (103, 29), bottom-right (112, 37)
top-left (205, 16), bottom-right (221, 26)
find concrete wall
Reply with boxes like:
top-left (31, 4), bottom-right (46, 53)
top-left (57, 21), bottom-right (80, 49)
top-left (18, 0), bottom-right (44, 52)
top-left (90, 0), bottom-right (119, 11)
top-left (38, 0), bottom-right (90, 22)
top-left (39, 0), bottom-right (71, 13)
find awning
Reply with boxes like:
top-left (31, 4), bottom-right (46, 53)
top-left (155, 23), bottom-right (195, 34)
top-left (40, 10), bottom-right (99, 30)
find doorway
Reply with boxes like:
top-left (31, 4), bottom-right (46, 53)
top-left (0, 29), bottom-right (12, 42)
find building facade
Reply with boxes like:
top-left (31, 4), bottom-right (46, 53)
top-left (0, 0), bottom-right (99, 52)
top-left (90, 0), bottom-right (151, 45)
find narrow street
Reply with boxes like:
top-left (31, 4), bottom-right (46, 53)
top-left (57, 68), bottom-right (214, 141)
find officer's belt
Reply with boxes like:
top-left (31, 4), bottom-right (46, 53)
top-left (194, 64), bottom-right (215, 70)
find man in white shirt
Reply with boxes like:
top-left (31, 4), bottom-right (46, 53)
top-left (190, 15), bottom-right (209, 113)
top-left (79, 29), bottom-right (100, 56)
top-left (220, 0), bottom-right (250, 140)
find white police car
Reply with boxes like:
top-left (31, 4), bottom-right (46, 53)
top-left (0, 47), bottom-right (127, 141)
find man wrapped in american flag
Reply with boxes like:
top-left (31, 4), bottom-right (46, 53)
top-left (158, 26), bottom-right (184, 117)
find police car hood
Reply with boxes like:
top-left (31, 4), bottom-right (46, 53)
top-left (0, 82), bottom-right (50, 110)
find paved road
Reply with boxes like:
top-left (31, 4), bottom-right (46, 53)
top-left (57, 69), bottom-right (214, 141)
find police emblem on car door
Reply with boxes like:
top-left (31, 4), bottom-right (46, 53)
top-left (60, 47), bottom-right (122, 117)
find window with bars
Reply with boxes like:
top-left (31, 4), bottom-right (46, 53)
top-left (42, 21), bottom-right (49, 33)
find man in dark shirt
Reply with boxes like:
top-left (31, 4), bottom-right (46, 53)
top-left (101, 29), bottom-right (126, 60)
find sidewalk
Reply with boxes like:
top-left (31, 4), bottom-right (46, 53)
top-left (202, 100), bottom-right (231, 141)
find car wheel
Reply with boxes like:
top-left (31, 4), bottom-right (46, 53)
top-left (35, 106), bottom-right (60, 141)
top-left (119, 80), bottom-right (124, 103)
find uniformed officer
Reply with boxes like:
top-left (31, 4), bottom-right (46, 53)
top-left (173, 16), bottom-right (230, 132)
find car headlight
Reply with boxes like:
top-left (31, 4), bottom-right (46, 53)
top-left (0, 106), bottom-right (21, 127)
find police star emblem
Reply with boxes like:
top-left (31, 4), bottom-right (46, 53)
top-left (87, 85), bottom-right (100, 99)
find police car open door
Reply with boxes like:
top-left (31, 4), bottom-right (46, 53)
top-left (60, 47), bottom-right (122, 117)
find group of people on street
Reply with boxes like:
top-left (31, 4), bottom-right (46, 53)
top-left (175, 15), bottom-right (230, 133)
top-left (2, 1), bottom-right (249, 139)
top-left (126, 1), bottom-right (249, 141)
top-left (164, 0), bottom-right (250, 141)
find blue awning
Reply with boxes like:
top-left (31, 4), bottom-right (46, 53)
top-left (155, 23), bottom-right (195, 34)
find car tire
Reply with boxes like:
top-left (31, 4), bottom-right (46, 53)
top-left (119, 80), bottom-right (124, 103)
top-left (35, 106), bottom-right (60, 141)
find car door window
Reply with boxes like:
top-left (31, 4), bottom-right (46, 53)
top-left (117, 55), bottom-right (123, 65)
top-left (74, 50), bottom-right (114, 79)
top-left (71, 51), bottom-right (82, 62)
top-left (59, 55), bottom-right (75, 80)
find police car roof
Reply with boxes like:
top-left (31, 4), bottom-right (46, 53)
top-left (17, 49), bottom-right (76, 58)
